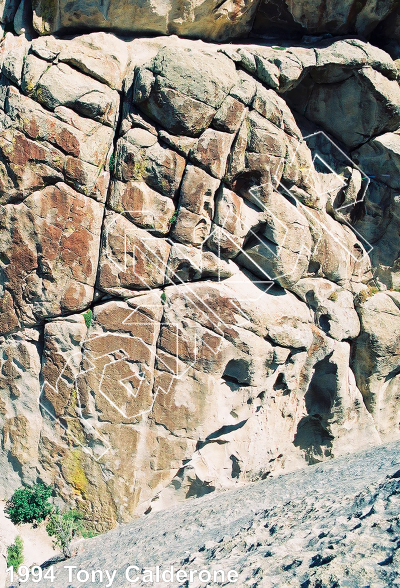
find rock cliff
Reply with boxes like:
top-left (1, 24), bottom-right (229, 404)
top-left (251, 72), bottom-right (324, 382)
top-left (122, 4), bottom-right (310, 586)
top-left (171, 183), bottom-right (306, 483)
top-left (0, 1), bottom-right (399, 533)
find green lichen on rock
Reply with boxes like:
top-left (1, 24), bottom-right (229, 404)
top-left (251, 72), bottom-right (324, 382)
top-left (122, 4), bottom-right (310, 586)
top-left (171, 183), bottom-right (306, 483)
top-left (64, 449), bottom-right (89, 496)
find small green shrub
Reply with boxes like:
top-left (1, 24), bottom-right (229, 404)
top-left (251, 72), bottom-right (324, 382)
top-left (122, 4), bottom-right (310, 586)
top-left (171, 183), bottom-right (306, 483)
top-left (81, 528), bottom-right (99, 539)
top-left (6, 536), bottom-right (23, 570)
top-left (272, 46), bottom-right (286, 50)
top-left (328, 291), bottom-right (338, 302)
top-left (46, 509), bottom-right (89, 558)
top-left (6, 484), bottom-right (53, 526)
top-left (109, 153), bottom-right (115, 173)
top-left (161, 292), bottom-right (166, 304)
top-left (356, 285), bottom-right (379, 304)
top-left (168, 210), bottom-right (179, 227)
top-left (83, 309), bottom-right (93, 329)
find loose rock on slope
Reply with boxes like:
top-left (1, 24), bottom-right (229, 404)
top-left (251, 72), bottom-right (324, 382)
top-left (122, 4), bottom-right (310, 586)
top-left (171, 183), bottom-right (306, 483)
top-left (23, 440), bottom-right (400, 588)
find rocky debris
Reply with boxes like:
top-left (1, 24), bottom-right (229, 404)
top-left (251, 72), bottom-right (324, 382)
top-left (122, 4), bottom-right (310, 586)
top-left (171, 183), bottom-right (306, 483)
top-left (24, 440), bottom-right (400, 588)
top-left (0, 29), bottom-right (400, 530)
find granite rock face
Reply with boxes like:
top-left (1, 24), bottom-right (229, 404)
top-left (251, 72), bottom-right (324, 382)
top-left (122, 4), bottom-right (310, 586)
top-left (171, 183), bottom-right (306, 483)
top-left (30, 0), bottom-right (261, 40)
top-left (0, 27), bottom-right (399, 532)
top-left (20, 0), bottom-right (400, 46)
top-left (254, 0), bottom-right (398, 37)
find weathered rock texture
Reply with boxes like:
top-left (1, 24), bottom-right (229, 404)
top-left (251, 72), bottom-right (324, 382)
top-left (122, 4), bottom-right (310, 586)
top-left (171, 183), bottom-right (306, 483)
top-left (0, 25), bottom-right (400, 532)
top-left (254, 0), bottom-right (399, 37)
top-left (23, 441), bottom-right (400, 588)
top-left (30, 0), bottom-right (261, 39)
top-left (16, 0), bottom-right (400, 45)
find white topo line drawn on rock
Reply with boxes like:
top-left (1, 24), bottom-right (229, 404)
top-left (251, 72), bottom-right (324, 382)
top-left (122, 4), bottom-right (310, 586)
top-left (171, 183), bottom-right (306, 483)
top-left (39, 302), bottom-right (202, 461)
top-left (39, 211), bottom-right (251, 461)
top-left (270, 131), bottom-right (373, 261)
top-left (39, 131), bottom-right (374, 462)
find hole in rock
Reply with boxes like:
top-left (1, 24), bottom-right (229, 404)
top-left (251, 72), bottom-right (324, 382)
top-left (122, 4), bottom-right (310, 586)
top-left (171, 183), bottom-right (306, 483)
top-left (306, 354), bottom-right (337, 415)
top-left (305, 289), bottom-right (316, 306)
top-left (231, 170), bottom-right (263, 200)
top-left (308, 260), bottom-right (320, 275)
top-left (293, 416), bottom-right (334, 465)
top-left (273, 372), bottom-right (290, 395)
top-left (353, 242), bottom-right (365, 259)
top-left (186, 476), bottom-right (215, 499)
top-left (293, 354), bottom-right (338, 463)
top-left (222, 359), bottom-right (251, 389)
top-left (230, 454), bottom-right (241, 479)
top-left (318, 313), bottom-right (331, 333)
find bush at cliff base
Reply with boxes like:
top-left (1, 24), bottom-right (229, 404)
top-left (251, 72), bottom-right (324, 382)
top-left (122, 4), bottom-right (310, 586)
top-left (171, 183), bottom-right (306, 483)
top-left (5, 484), bottom-right (53, 526)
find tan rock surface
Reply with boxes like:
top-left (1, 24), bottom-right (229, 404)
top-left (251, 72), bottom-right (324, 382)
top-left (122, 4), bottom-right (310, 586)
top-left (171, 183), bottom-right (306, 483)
top-left (31, 0), bottom-right (260, 40)
top-left (353, 291), bottom-right (400, 441)
top-left (0, 31), bottom-right (399, 534)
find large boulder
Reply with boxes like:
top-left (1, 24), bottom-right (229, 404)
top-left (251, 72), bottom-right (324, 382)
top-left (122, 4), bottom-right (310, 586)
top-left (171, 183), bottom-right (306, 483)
top-left (253, 0), bottom-right (398, 37)
top-left (26, 276), bottom-right (378, 523)
top-left (133, 46), bottom-right (238, 137)
top-left (222, 39), bottom-right (400, 150)
top-left (31, 0), bottom-right (260, 40)
top-left (287, 67), bottom-right (400, 149)
top-left (352, 292), bottom-right (400, 441)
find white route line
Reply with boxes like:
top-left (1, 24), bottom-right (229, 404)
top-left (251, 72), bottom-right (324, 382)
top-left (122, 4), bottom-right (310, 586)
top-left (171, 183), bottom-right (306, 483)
top-left (40, 131), bottom-right (374, 462)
